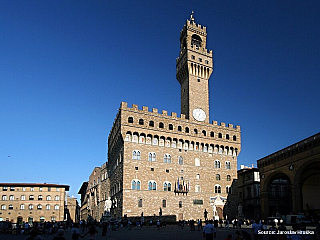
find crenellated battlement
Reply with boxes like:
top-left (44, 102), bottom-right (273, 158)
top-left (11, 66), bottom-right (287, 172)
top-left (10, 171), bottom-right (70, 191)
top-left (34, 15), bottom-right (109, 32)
top-left (120, 102), bottom-right (240, 130)
top-left (186, 19), bottom-right (207, 34)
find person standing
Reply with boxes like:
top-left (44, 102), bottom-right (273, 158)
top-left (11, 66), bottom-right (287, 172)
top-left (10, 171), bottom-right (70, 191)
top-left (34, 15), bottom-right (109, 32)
top-left (252, 220), bottom-right (263, 240)
top-left (203, 220), bottom-right (216, 240)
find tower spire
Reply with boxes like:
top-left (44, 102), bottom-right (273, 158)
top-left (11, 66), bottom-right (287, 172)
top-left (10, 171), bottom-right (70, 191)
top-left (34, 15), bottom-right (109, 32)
top-left (190, 11), bottom-right (195, 23)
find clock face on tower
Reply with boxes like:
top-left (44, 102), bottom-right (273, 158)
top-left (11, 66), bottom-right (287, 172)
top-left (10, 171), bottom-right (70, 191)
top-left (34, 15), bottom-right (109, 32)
top-left (192, 108), bottom-right (206, 122)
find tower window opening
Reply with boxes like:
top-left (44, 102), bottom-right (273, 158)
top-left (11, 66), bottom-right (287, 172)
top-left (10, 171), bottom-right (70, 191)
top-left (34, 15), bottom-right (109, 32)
top-left (185, 127), bottom-right (189, 133)
top-left (198, 79), bottom-right (200, 82)
top-left (191, 34), bottom-right (202, 48)
top-left (128, 117), bottom-right (133, 123)
top-left (169, 124), bottom-right (173, 130)
top-left (139, 119), bottom-right (144, 125)
top-left (159, 122), bottom-right (164, 128)
top-left (191, 55), bottom-right (195, 60)
top-left (149, 121), bottom-right (154, 127)
top-left (178, 126), bottom-right (182, 131)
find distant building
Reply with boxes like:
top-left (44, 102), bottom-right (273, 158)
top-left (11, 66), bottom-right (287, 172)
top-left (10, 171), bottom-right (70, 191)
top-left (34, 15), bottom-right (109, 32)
top-left (65, 196), bottom-right (80, 223)
top-left (78, 163), bottom-right (110, 222)
top-left (106, 13), bottom-right (241, 221)
top-left (78, 181), bottom-right (88, 221)
top-left (237, 165), bottom-right (260, 220)
top-left (258, 133), bottom-right (320, 219)
top-left (0, 183), bottom-right (69, 223)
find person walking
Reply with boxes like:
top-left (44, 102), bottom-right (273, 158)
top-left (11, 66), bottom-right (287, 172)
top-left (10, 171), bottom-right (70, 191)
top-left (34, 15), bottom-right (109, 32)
top-left (203, 220), bottom-right (216, 240)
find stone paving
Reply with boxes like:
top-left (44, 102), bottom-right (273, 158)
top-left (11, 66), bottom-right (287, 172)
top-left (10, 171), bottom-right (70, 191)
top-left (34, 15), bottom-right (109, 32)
top-left (0, 225), bottom-right (254, 240)
top-left (1, 224), bottom-right (317, 240)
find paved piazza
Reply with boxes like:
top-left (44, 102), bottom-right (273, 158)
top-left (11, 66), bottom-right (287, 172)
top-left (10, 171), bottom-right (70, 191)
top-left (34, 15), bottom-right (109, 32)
top-left (1, 224), bottom-right (317, 240)
top-left (1, 225), bottom-right (254, 240)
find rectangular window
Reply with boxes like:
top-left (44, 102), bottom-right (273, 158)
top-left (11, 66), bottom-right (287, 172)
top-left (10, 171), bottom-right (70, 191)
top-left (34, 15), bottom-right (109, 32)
top-left (9, 195), bottom-right (14, 200)
top-left (22, 187), bottom-right (26, 191)
top-left (30, 187), bottom-right (34, 191)
top-left (21, 195), bottom-right (26, 200)
top-left (10, 187), bottom-right (15, 191)
top-left (39, 187), bottom-right (42, 192)
top-left (56, 188), bottom-right (59, 192)
top-left (138, 199), bottom-right (142, 208)
top-left (2, 195), bottom-right (7, 200)
top-left (48, 187), bottom-right (51, 192)
top-left (3, 187), bottom-right (7, 191)
top-left (162, 199), bottom-right (166, 208)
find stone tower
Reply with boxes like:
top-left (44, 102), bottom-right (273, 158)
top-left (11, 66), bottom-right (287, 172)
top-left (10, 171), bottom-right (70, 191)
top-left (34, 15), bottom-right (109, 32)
top-left (176, 12), bottom-right (213, 123)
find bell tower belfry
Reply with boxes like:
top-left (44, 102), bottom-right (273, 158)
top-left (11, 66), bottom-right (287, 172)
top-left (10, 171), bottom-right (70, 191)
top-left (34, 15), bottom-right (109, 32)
top-left (176, 12), bottom-right (213, 123)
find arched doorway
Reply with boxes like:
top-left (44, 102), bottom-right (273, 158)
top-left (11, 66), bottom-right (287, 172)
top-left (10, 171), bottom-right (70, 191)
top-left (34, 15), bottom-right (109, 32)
top-left (268, 174), bottom-right (292, 217)
top-left (300, 161), bottom-right (320, 217)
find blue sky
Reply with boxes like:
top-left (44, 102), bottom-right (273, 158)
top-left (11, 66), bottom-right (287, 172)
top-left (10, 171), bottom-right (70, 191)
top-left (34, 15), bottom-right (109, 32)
top-left (1, 0), bottom-right (319, 198)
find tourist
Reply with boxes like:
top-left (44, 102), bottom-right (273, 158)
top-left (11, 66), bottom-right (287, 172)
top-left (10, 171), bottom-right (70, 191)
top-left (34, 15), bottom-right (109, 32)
top-left (84, 225), bottom-right (98, 240)
top-left (71, 223), bottom-right (82, 240)
top-left (52, 229), bottom-right (67, 240)
top-left (252, 220), bottom-right (263, 240)
top-left (203, 220), bottom-right (216, 240)
top-left (25, 229), bottom-right (43, 240)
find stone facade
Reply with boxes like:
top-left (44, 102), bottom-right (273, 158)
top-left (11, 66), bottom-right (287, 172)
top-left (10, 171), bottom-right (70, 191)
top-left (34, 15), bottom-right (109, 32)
top-left (78, 163), bottom-right (110, 222)
top-left (0, 183), bottom-right (69, 223)
top-left (237, 166), bottom-right (260, 220)
top-left (65, 196), bottom-right (80, 223)
top-left (107, 14), bottom-right (241, 221)
top-left (258, 133), bottom-right (320, 219)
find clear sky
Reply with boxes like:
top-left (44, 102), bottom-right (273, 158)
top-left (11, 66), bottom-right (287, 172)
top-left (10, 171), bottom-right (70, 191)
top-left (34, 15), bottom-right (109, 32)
top-left (1, 0), bottom-right (319, 198)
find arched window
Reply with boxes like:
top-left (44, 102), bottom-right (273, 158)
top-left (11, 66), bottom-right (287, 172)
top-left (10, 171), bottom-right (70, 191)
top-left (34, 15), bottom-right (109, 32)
top-left (210, 131), bottom-right (214, 137)
top-left (233, 135), bottom-right (237, 141)
top-left (202, 130), bottom-right (206, 136)
top-left (9, 204), bottom-right (13, 210)
top-left (218, 133), bottom-right (222, 138)
top-left (178, 156), bottom-right (183, 165)
top-left (55, 196), bottom-right (60, 201)
top-left (164, 154), bottom-right (171, 163)
top-left (215, 185), bottom-right (221, 193)
top-left (132, 180), bottom-right (136, 190)
top-left (37, 204), bottom-right (42, 210)
top-left (38, 195), bottom-right (43, 200)
top-left (46, 204), bottom-right (50, 210)
top-left (46, 195), bottom-right (51, 201)
top-left (149, 121), bottom-right (154, 127)
top-left (54, 205), bottom-right (59, 210)
top-left (159, 122), bottom-right (164, 128)
top-left (139, 119), bottom-right (144, 125)
top-left (163, 182), bottom-right (172, 191)
top-left (20, 204), bottom-right (25, 210)
top-left (128, 117), bottom-right (133, 123)
top-left (226, 186), bottom-right (232, 194)
top-left (227, 175), bottom-right (231, 181)
top-left (185, 127), bottom-right (189, 133)
top-left (148, 181), bottom-right (157, 190)
top-left (148, 152), bottom-right (156, 162)
top-left (179, 201), bottom-right (182, 208)
top-left (216, 174), bottom-right (221, 180)
top-left (178, 126), bottom-right (182, 131)
top-left (29, 204), bottom-right (33, 210)
top-left (1, 204), bottom-right (6, 210)
top-left (133, 150), bottom-right (141, 160)
top-left (195, 185), bottom-right (201, 192)
top-left (214, 160), bottom-right (221, 168)
top-left (226, 134), bottom-right (230, 140)
top-left (191, 34), bottom-right (202, 48)
top-left (194, 129), bottom-right (198, 134)
top-left (225, 161), bottom-right (231, 169)
top-left (169, 124), bottom-right (173, 130)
